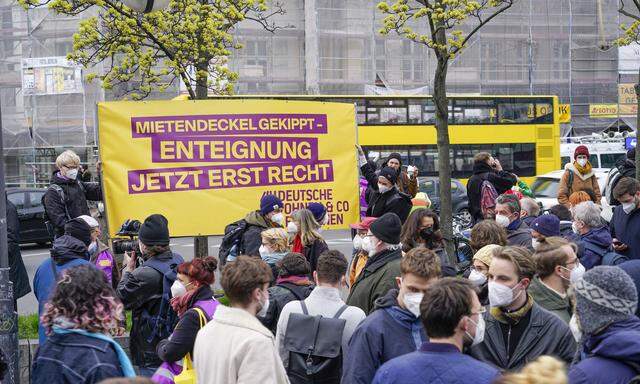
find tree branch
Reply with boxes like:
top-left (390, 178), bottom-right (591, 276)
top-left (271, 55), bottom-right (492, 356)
top-left (452, 0), bottom-right (514, 54)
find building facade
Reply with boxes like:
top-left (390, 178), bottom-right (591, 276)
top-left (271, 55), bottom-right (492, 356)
top-left (0, 0), bottom-right (625, 186)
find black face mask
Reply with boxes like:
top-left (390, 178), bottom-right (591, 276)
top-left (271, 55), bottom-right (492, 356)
top-left (419, 227), bottom-right (434, 241)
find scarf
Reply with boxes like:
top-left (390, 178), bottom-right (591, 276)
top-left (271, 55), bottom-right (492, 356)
top-left (170, 285), bottom-right (202, 316)
top-left (276, 275), bottom-right (313, 285)
top-left (574, 160), bottom-right (593, 176)
top-left (52, 326), bottom-right (136, 377)
top-left (490, 294), bottom-right (534, 324)
top-left (292, 233), bottom-right (304, 253)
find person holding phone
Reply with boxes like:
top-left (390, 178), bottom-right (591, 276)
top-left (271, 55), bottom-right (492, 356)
top-left (611, 177), bottom-right (640, 260)
top-left (467, 152), bottom-right (517, 225)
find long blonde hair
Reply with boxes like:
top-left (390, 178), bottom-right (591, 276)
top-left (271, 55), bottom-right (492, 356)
top-left (291, 209), bottom-right (323, 246)
top-left (495, 356), bottom-right (567, 384)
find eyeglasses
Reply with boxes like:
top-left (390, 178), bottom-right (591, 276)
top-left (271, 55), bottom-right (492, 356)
top-left (471, 308), bottom-right (487, 316)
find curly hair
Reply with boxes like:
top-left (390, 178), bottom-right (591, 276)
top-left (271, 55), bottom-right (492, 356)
top-left (568, 191), bottom-right (592, 207)
top-left (400, 208), bottom-right (443, 252)
top-left (276, 252), bottom-right (311, 278)
top-left (42, 264), bottom-right (124, 336)
top-left (470, 220), bottom-right (508, 252)
top-left (177, 256), bottom-right (218, 286)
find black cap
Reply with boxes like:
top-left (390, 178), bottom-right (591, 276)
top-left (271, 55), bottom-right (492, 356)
top-left (387, 153), bottom-right (402, 165)
top-left (64, 218), bottom-right (92, 246)
top-left (379, 166), bottom-right (398, 185)
top-left (139, 214), bottom-right (170, 246)
top-left (369, 212), bottom-right (402, 244)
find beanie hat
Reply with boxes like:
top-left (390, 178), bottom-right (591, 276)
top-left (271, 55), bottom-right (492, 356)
top-left (574, 266), bottom-right (638, 335)
top-left (77, 214), bottom-right (99, 229)
top-left (618, 260), bottom-right (640, 317)
top-left (369, 212), bottom-right (402, 244)
top-left (628, 148), bottom-right (637, 161)
top-left (574, 145), bottom-right (589, 159)
top-left (378, 166), bottom-right (398, 185)
top-left (138, 214), bottom-right (170, 246)
top-left (473, 244), bottom-right (501, 268)
top-left (64, 218), bottom-right (92, 246)
top-left (530, 215), bottom-right (560, 237)
top-left (306, 202), bottom-right (327, 223)
top-left (387, 153), bottom-right (402, 166)
top-left (260, 194), bottom-right (283, 216)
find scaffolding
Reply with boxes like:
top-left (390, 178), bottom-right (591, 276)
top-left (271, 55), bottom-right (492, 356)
top-left (0, 0), bottom-right (630, 186)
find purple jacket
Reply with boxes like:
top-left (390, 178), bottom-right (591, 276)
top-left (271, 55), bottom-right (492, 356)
top-left (360, 177), bottom-right (369, 219)
top-left (569, 317), bottom-right (640, 384)
top-left (90, 241), bottom-right (116, 285)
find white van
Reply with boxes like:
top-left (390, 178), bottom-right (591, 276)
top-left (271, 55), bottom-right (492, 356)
top-left (560, 136), bottom-right (627, 169)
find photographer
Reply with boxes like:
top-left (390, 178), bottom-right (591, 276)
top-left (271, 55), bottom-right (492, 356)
top-left (116, 214), bottom-right (184, 376)
top-left (43, 150), bottom-right (102, 238)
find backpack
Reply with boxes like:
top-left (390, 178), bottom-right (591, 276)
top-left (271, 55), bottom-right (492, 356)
top-left (583, 242), bottom-right (629, 266)
top-left (283, 301), bottom-right (348, 384)
top-left (480, 180), bottom-right (498, 218)
top-left (218, 219), bottom-right (247, 265)
top-left (42, 182), bottom-right (86, 238)
top-left (567, 169), bottom-right (574, 195)
top-left (140, 252), bottom-right (185, 343)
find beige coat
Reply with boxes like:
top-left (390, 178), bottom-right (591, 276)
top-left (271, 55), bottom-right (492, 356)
top-left (557, 162), bottom-right (601, 206)
top-left (194, 305), bottom-right (289, 384)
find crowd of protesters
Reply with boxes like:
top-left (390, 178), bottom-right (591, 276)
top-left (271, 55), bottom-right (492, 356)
top-left (4, 146), bottom-right (640, 384)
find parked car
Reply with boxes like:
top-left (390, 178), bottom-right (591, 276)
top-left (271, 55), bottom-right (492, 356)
top-left (530, 169), bottom-right (613, 222)
top-left (418, 177), bottom-right (471, 226)
top-left (7, 188), bottom-right (51, 245)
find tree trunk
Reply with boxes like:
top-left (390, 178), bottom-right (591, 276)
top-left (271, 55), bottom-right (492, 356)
top-left (433, 56), bottom-right (455, 264)
top-left (635, 69), bottom-right (640, 181)
top-left (194, 61), bottom-right (209, 257)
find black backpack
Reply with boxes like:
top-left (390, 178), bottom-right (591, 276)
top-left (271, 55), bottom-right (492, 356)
top-left (139, 252), bottom-right (184, 343)
top-left (218, 219), bottom-right (247, 265)
top-left (283, 301), bottom-right (348, 384)
top-left (583, 242), bottom-right (629, 266)
top-left (42, 181), bottom-right (87, 237)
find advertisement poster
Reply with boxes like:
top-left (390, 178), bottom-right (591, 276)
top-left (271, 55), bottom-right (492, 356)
top-left (98, 99), bottom-right (360, 237)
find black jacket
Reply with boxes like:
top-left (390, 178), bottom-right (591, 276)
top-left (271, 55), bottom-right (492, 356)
top-left (7, 199), bottom-right (30, 300)
top-left (241, 210), bottom-right (277, 257)
top-left (259, 280), bottom-right (315, 334)
top-left (43, 171), bottom-right (102, 236)
top-left (467, 163), bottom-right (516, 223)
top-left (156, 286), bottom-right (215, 362)
top-left (303, 239), bottom-right (330, 272)
top-left (116, 250), bottom-right (179, 368)
top-left (32, 332), bottom-right (123, 384)
top-left (361, 163), bottom-right (412, 223)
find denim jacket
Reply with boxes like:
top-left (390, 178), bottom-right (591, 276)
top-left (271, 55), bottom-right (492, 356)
top-left (32, 331), bottom-right (124, 383)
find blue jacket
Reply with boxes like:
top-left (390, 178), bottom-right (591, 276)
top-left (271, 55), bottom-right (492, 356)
top-left (577, 226), bottom-right (613, 269)
top-left (33, 235), bottom-right (91, 343)
top-left (569, 317), bottom-right (640, 384)
top-left (32, 331), bottom-right (124, 383)
top-left (372, 342), bottom-right (500, 384)
top-left (341, 289), bottom-right (427, 384)
top-left (610, 205), bottom-right (640, 260)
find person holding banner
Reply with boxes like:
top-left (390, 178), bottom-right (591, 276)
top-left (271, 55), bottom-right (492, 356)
top-left (356, 146), bottom-right (412, 223)
top-left (43, 150), bottom-right (102, 238)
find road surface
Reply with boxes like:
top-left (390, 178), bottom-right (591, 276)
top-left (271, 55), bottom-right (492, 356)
top-left (17, 229), bottom-right (353, 315)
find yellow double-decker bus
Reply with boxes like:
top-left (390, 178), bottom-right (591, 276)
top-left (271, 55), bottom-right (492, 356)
top-left (206, 95), bottom-right (561, 184)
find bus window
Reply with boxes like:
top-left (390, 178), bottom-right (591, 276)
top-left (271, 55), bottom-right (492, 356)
top-left (453, 99), bottom-right (496, 124)
top-left (498, 101), bottom-right (531, 123)
top-left (533, 101), bottom-right (553, 124)
top-left (366, 99), bottom-right (408, 124)
top-left (408, 101), bottom-right (422, 124)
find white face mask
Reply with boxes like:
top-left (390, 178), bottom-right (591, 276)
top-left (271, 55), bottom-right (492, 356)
top-left (362, 235), bottom-right (377, 256)
top-left (495, 214), bottom-right (511, 228)
top-left (378, 183), bottom-right (391, 194)
top-left (322, 215), bottom-right (329, 225)
top-left (532, 238), bottom-right (541, 250)
top-left (171, 280), bottom-right (187, 298)
top-left (403, 291), bottom-right (424, 318)
top-left (88, 241), bottom-right (99, 254)
top-left (259, 245), bottom-right (270, 257)
top-left (623, 199), bottom-right (637, 214)
top-left (562, 262), bottom-right (586, 284)
top-left (257, 290), bottom-right (269, 317)
top-left (287, 221), bottom-right (298, 233)
top-left (270, 212), bottom-right (284, 225)
top-left (488, 281), bottom-right (521, 308)
top-left (569, 314), bottom-right (582, 342)
top-left (352, 235), bottom-right (363, 250)
top-left (468, 269), bottom-right (487, 286)
top-left (577, 158), bottom-right (588, 167)
top-left (66, 168), bottom-right (78, 180)
top-left (465, 316), bottom-right (486, 347)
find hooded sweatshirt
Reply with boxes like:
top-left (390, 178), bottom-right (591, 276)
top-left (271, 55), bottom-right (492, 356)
top-left (569, 317), bottom-right (640, 384)
top-left (341, 289), bottom-right (427, 384)
top-left (578, 226), bottom-right (613, 270)
top-left (33, 235), bottom-right (91, 343)
top-left (240, 210), bottom-right (278, 258)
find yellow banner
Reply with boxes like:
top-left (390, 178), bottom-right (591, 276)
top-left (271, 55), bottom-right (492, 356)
top-left (589, 103), bottom-right (637, 118)
top-left (619, 83), bottom-right (637, 105)
top-left (558, 104), bottom-right (571, 123)
top-left (98, 100), bottom-right (360, 237)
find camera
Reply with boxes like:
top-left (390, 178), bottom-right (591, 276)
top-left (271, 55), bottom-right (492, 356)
top-left (112, 219), bottom-right (142, 255)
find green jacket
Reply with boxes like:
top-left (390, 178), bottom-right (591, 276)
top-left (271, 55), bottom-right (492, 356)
top-left (528, 276), bottom-right (572, 323)
top-left (346, 248), bottom-right (402, 315)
